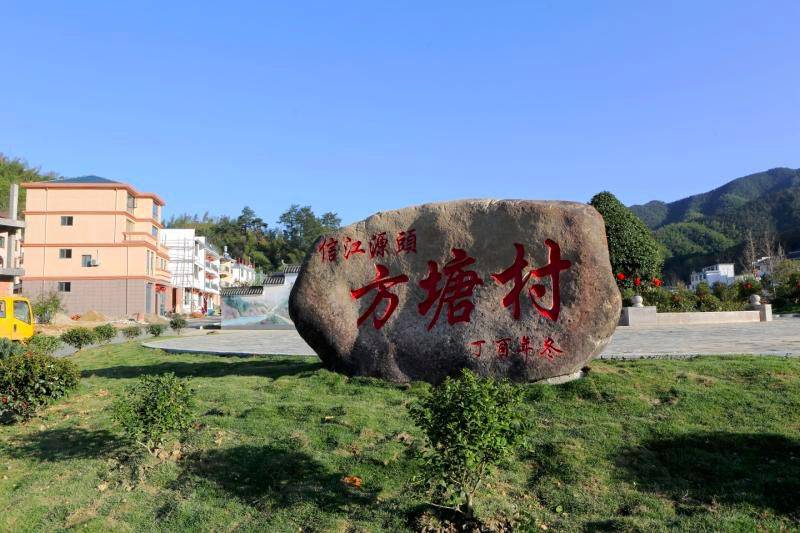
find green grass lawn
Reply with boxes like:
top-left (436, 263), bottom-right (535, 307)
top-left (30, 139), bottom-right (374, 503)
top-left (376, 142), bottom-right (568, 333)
top-left (1, 344), bottom-right (799, 532)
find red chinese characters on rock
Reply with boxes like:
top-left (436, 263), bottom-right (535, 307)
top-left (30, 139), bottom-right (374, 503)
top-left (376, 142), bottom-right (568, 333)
top-left (369, 232), bottom-right (389, 258)
top-left (418, 248), bottom-right (484, 330)
top-left (468, 336), bottom-right (565, 363)
top-left (517, 335), bottom-right (534, 361)
top-left (317, 237), bottom-right (339, 262)
top-left (491, 239), bottom-right (572, 321)
top-left (538, 337), bottom-right (563, 361)
top-left (320, 229), bottom-right (418, 264)
top-left (495, 337), bottom-right (513, 359)
top-left (343, 237), bottom-right (365, 260)
top-left (350, 264), bottom-right (409, 329)
top-left (470, 340), bottom-right (486, 357)
top-left (396, 229), bottom-right (417, 254)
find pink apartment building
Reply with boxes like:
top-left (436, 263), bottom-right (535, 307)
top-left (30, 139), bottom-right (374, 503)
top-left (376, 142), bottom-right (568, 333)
top-left (21, 176), bottom-right (173, 317)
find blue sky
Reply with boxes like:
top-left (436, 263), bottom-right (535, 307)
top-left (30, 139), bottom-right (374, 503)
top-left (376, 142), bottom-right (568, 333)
top-left (2, 1), bottom-right (798, 225)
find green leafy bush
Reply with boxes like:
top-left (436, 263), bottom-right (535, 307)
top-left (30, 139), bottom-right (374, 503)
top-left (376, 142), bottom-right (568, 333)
top-left (0, 352), bottom-right (80, 423)
top-left (771, 260), bottom-right (800, 308)
top-left (735, 278), bottom-right (762, 300)
top-left (169, 315), bottom-right (187, 335)
top-left (122, 325), bottom-right (142, 339)
top-left (696, 293), bottom-right (722, 312)
top-left (711, 281), bottom-right (737, 302)
top-left (94, 324), bottom-right (117, 344)
top-left (644, 283), bottom-right (747, 313)
top-left (590, 191), bottom-right (664, 282)
top-left (30, 291), bottom-right (64, 324)
top-left (146, 323), bottom-right (166, 337)
top-left (112, 373), bottom-right (194, 454)
top-left (410, 369), bottom-right (527, 518)
top-left (0, 338), bottom-right (25, 360)
top-left (60, 327), bottom-right (97, 351)
top-left (24, 334), bottom-right (62, 357)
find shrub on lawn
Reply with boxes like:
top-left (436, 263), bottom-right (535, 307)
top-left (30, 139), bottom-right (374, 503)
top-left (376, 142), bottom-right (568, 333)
top-left (94, 323), bottom-right (117, 344)
top-left (169, 315), bottom-right (187, 335)
top-left (30, 291), bottom-right (64, 324)
top-left (112, 373), bottom-right (194, 454)
top-left (410, 368), bottom-right (527, 518)
top-left (0, 338), bottom-right (25, 360)
top-left (60, 327), bottom-right (97, 351)
top-left (122, 325), bottom-right (142, 339)
top-left (146, 323), bottom-right (166, 337)
top-left (0, 352), bottom-right (80, 423)
top-left (24, 334), bottom-right (62, 357)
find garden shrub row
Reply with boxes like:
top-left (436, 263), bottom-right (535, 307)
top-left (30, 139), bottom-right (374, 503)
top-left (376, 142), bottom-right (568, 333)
top-left (620, 280), bottom-right (759, 313)
top-left (59, 320), bottom-right (178, 350)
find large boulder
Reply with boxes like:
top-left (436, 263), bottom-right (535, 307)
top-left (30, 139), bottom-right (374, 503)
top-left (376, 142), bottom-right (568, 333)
top-left (289, 199), bottom-right (621, 384)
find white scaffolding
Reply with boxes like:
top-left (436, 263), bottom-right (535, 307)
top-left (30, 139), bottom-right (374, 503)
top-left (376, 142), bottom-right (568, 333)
top-left (161, 234), bottom-right (201, 314)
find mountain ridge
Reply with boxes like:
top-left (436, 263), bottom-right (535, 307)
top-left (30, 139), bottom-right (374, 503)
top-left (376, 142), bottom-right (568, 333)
top-left (627, 167), bottom-right (800, 281)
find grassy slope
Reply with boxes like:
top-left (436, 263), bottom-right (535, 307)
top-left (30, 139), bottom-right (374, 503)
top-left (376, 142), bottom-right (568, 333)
top-left (1, 344), bottom-right (799, 531)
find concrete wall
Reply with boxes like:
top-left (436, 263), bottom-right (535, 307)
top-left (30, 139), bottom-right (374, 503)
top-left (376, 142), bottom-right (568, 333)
top-left (22, 277), bottom-right (172, 318)
top-left (620, 305), bottom-right (772, 326)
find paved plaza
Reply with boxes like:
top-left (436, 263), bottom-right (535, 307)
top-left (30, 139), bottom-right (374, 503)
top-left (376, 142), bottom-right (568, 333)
top-left (143, 318), bottom-right (800, 359)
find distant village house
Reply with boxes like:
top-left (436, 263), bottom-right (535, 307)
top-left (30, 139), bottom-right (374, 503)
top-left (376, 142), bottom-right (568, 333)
top-left (689, 263), bottom-right (735, 290)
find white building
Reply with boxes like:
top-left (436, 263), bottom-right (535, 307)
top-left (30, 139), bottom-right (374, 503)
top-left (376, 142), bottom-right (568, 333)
top-left (690, 263), bottom-right (736, 290)
top-left (220, 247), bottom-right (258, 287)
top-left (161, 228), bottom-right (221, 315)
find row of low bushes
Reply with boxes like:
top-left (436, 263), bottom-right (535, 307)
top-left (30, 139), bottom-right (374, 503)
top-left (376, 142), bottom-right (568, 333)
top-left (59, 316), bottom-right (188, 351)
top-left (1, 315), bottom-right (190, 424)
top-left (620, 280), bottom-right (761, 313)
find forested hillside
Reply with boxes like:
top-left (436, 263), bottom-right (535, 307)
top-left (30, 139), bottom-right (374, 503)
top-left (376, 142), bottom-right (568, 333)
top-left (166, 205), bottom-right (341, 274)
top-left (629, 167), bottom-right (800, 280)
top-left (0, 154), bottom-right (58, 212)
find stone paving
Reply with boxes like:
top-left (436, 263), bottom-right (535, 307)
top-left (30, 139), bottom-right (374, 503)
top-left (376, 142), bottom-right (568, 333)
top-left (600, 318), bottom-right (800, 359)
top-left (142, 318), bottom-right (800, 359)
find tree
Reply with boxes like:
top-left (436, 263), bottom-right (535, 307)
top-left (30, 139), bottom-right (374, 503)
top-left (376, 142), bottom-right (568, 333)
top-left (278, 205), bottom-right (341, 253)
top-left (590, 191), bottom-right (664, 281)
top-left (740, 229), bottom-right (758, 276)
top-left (0, 154), bottom-right (58, 212)
top-left (168, 204), bottom-right (341, 274)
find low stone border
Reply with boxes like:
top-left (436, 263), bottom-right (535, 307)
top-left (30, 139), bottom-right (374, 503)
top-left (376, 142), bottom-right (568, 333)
top-left (619, 305), bottom-right (771, 327)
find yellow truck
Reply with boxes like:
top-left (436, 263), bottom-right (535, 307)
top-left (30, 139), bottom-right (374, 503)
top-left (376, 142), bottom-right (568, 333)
top-left (0, 296), bottom-right (34, 341)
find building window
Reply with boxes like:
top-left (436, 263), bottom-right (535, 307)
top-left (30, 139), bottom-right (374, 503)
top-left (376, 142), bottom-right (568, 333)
top-left (0, 301), bottom-right (5, 318)
top-left (127, 194), bottom-right (137, 211)
top-left (126, 220), bottom-right (135, 233)
top-left (57, 282), bottom-right (71, 292)
top-left (61, 216), bottom-right (74, 226)
top-left (0, 236), bottom-right (5, 248)
top-left (82, 255), bottom-right (93, 267)
top-left (152, 203), bottom-right (160, 221)
top-left (151, 225), bottom-right (158, 238)
top-left (59, 249), bottom-right (73, 259)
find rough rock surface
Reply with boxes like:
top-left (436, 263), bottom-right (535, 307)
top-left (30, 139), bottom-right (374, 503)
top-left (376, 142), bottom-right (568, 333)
top-left (289, 199), bottom-right (621, 384)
